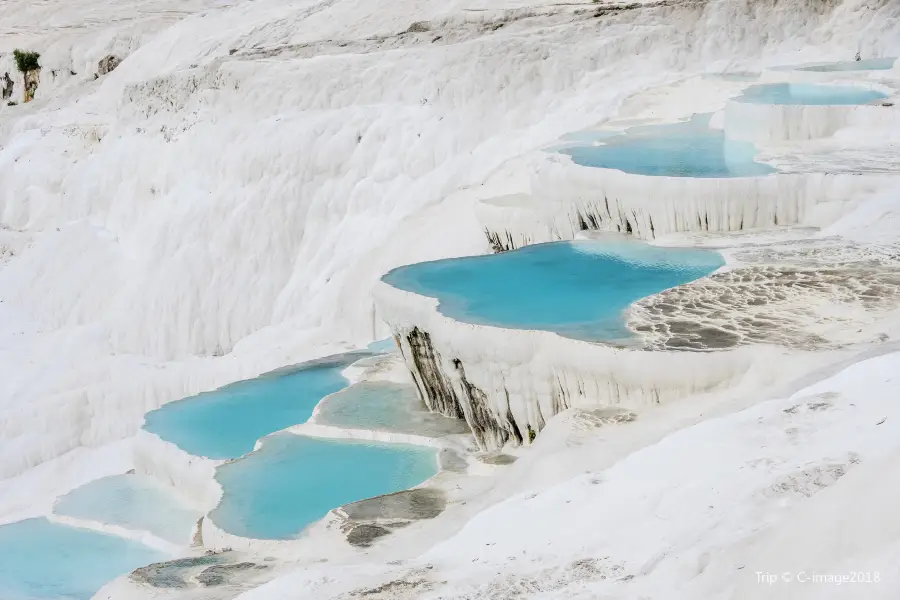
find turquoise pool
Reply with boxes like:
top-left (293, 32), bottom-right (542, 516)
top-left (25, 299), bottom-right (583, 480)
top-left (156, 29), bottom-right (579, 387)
top-left (142, 352), bottom-right (367, 459)
top-left (210, 433), bottom-right (438, 539)
top-left (366, 337), bottom-right (398, 353)
top-left (316, 381), bottom-right (469, 436)
top-left (557, 114), bottom-right (775, 177)
top-left (382, 240), bottom-right (724, 343)
top-left (54, 475), bottom-right (201, 545)
top-left (736, 83), bottom-right (888, 105)
top-left (0, 518), bottom-right (165, 600)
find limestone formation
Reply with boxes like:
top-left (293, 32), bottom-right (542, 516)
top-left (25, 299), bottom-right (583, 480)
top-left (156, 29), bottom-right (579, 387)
top-left (630, 242), bottom-right (900, 351)
top-left (345, 524), bottom-right (392, 547)
top-left (375, 237), bottom-right (900, 449)
top-left (196, 562), bottom-right (268, 587)
top-left (340, 488), bottom-right (447, 522)
top-left (23, 69), bottom-right (39, 102)
top-left (13, 50), bottom-right (41, 102)
top-left (98, 54), bottom-right (122, 76)
top-left (475, 163), bottom-right (891, 249)
top-left (1, 72), bottom-right (12, 100)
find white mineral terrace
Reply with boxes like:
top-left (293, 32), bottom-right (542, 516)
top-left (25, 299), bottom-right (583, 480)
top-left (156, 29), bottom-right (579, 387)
top-left (723, 85), bottom-right (899, 144)
top-left (474, 67), bottom-right (900, 251)
top-left (475, 167), bottom-right (890, 250)
top-left (3, 0), bottom-right (900, 599)
top-left (125, 353), bottom-right (478, 556)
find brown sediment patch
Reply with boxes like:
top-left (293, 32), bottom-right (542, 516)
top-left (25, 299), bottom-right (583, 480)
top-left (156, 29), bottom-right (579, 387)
top-left (629, 243), bottom-right (900, 351)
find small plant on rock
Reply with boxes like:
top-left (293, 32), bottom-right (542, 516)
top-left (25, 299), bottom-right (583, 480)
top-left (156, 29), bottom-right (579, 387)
top-left (13, 50), bottom-right (40, 73)
top-left (13, 50), bottom-right (41, 102)
top-left (527, 425), bottom-right (536, 443)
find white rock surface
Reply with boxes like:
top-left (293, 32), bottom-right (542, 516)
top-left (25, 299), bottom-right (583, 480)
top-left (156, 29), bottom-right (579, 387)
top-left (724, 86), bottom-right (899, 143)
top-left (0, 0), bottom-right (899, 598)
top-left (374, 275), bottom-right (835, 449)
top-left (476, 160), bottom-right (888, 248)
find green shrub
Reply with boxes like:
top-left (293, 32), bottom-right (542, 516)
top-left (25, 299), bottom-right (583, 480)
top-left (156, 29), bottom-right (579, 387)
top-left (13, 50), bottom-right (41, 73)
top-left (527, 425), bottom-right (536, 443)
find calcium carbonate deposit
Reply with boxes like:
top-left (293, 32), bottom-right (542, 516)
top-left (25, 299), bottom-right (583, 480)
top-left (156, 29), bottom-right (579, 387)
top-left (2, 0), bottom-right (900, 599)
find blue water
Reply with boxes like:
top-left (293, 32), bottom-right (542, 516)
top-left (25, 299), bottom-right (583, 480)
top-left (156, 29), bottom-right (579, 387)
top-left (317, 382), bottom-right (426, 431)
top-left (316, 382), bottom-right (469, 436)
top-left (383, 240), bottom-right (724, 343)
top-left (0, 518), bottom-right (165, 600)
top-left (366, 337), bottom-right (398, 353)
top-left (797, 57), bottom-right (896, 72)
top-left (210, 433), bottom-right (437, 539)
top-left (54, 475), bottom-right (201, 545)
top-left (557, 114), bottom-right (775, 177)
top-left (736, 83), bottom-right (888, 105)
top-left (143, 352), bottom-right (367, 459)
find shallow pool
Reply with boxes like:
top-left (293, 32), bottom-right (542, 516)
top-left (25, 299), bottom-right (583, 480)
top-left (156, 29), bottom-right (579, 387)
top-left (382, 240), bottom-right (724, 343)
top-left (736, 83), bottom-right (888, 105)
top-left (210, 433), bottom-right (437, 539)
top-left (366, 337), bottom-right (398, 353)
top-left (797, 57), bottom-right (896, 72)
top-left (316, 381), bottom-right (469, 436)
top-left (557, 114), bottom-right (775, 177)
top-left (54, 475), bottom-right (201, 545)
top-left (143, 352), bottom-right (367, 459)
top-left (0, 518), bottom-right (165, 600)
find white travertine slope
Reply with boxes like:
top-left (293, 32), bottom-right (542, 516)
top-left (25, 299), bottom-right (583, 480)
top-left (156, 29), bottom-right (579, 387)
top-left (374, 274), bottom-right (832, 450)
top-left (2, 0), bottom-right (893, 492)
top-left (475, 162), bottom-right (893, 249)
top-left (226, 348), bottom-right (900, 599)
top-left (0, 0), bottom-right (899, 598)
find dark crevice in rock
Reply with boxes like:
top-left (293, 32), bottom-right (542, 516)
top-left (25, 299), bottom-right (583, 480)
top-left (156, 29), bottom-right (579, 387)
top-left (401, 326), bottom-right (518, 448)
top-left (534, 397), bottom-right (547, 432)
top-left (505, 408), bottom-right (523, 444)
top-left (577, 210), bottom-right (589, 231)
top-left (405, 327), bottom-right (464, 419)
top-left (504, 389), bottom-right (523, 444)
top-left (485, 228), bottom-right (516, 253)
top-left (455, 359), bottom-right (511, 448)
top-left (1, 72), bottom-right (12, 100)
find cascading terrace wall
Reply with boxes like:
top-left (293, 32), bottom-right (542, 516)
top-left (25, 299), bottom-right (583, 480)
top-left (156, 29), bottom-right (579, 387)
top-left (374, 280), bottom-right (828, 450)
top-left (476, 164), bottom-right (894, 251)
top-left (724, 91), bottom-right (899, 143)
